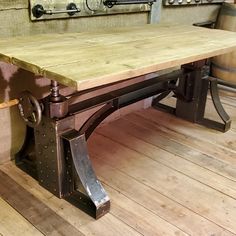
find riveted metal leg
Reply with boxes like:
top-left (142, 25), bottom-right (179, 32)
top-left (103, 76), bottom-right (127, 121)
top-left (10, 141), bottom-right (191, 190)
top-left (62, 131), bottom-right (110, 219)
top-left (34, 115), bottom-right (110, 219)
top-left (34, 116), bottom-right (75, 197)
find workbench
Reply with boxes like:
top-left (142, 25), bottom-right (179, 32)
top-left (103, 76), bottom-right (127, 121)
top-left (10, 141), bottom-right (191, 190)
top-left (1, 23), bottom-right (236, 219)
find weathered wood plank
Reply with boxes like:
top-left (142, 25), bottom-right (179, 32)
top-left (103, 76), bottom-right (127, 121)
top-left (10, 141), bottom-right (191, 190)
top-left (0, 198), bottom-right (43, 236)
top-left (88, 133), bottom-right (236, 234)
top-left (122, 112), bottom-right (236, 181)
top-left (90, 156), bottom-right (235, 235)
top-left (103, 184), bottom-right (188, 236)
top-left (137, 108), bottom-right (236, 152)
top-left (95, 119), bottom-right (236, 197)
top-left (0, 170), bottom-right (84, 236)
top-left (1, 24), bottom-right (236, 90)
top-left (0, 164), bottom-right (143, 236)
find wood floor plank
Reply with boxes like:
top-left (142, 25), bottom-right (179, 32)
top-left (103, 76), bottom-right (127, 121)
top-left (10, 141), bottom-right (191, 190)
top-left (90, 154), bottom-right (235, 236)
top-left (205, 99), bottom-right (236, 131)
top-left (95, 120), bottom-right (236, 198)
top-left (136, 108), bottom-right (236, 152)
top-left (0, 198), bottom-right (44, 236)
top-left (79, 215), bottom-right (143, 236)
top-left (219, 90), bottom-right (236, 108)
top-left (133, 108), bottom-right (236, 163)
top-left (0, 170), bottom-right (84, 236)
top-left (104, 184), bottom-right (188, 236)
top-left (89, 133), bottom-right (236, 234)
top-left (122, 113), bottom-right (236, 181)
top-left (0, 163), bottom-right (93, 229)
top-left (0, 164), bottom-right (144, 236)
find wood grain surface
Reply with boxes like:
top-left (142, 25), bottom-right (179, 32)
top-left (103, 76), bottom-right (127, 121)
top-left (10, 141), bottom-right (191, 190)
top-left (1, 24), bottom-right (236, 91)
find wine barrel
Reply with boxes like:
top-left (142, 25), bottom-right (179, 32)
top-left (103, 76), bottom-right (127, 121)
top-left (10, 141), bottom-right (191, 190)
top-left (211, 3), bottom-right (236, 83)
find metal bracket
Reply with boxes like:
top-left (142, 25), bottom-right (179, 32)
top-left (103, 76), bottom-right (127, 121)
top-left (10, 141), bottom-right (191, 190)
top-left (62, 131), bottom-right (110, 219)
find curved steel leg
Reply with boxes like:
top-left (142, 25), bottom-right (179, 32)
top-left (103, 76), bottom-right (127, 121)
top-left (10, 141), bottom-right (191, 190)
top-left (197, 76), bottom-right (231, 132)
top-left (79, 100), bottom-right (118, 140)
top-left (209, 77), bottom-right (231, 131)
top-left (62, 131), bottom-right (110, 219)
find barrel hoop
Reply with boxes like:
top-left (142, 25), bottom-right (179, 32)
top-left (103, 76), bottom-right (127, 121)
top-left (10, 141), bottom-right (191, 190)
top-left (212, 62), bottom-right (236, 73)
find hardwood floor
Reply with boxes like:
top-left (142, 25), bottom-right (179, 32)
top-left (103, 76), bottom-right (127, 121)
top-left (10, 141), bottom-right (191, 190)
top-left (0, 90), bottom-right (235, 236)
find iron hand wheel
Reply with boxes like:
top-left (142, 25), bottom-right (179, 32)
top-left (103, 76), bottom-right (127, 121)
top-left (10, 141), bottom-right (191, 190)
top-left (18, 91), bottom-right (42, 128)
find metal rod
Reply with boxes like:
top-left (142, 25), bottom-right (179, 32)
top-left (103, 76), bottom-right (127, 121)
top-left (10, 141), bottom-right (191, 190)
top-left (104, 0), bottom-right (156, 8)
top-left (50, 80), bottom-right (61, 102)
top-left (41, 9), bottom-right (80, 15)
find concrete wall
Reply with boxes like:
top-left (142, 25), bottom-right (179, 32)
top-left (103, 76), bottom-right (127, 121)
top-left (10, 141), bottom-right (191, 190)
top-left (0, 0), bottom-right (220, 163)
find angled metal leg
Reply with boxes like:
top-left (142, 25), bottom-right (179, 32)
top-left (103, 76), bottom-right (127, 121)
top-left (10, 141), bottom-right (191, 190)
top-left (62, 131), bottom-right (110, 219)
top-left (199, 77), bottom-right (231, 132)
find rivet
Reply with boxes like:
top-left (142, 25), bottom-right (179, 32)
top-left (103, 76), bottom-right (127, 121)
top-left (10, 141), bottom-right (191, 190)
top-left (51, 149), bottom-right (55, 153)
top-left (44, 145), bottom-right (48, 149)
top-left (42, 133), bottom-right (46, 137)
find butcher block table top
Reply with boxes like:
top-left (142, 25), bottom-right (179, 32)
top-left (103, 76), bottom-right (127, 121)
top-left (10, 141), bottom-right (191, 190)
top-left (1, 23), bottom-right (236, 91)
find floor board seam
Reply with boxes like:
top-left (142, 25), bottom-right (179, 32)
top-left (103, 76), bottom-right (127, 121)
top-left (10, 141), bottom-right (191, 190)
top-left (102, 182), bottom-right (191, 236)
top-left (96, 131), bottom-right (236, 202)
top-left (93, 154), bottom-right (236, 235)
top-left (134, 110), bottom-right (236, 153)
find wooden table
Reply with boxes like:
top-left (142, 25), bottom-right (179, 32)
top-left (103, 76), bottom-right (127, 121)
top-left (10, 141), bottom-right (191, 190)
top-left (2, 23), bottom-right (236, 219)
top-left (1, 23), bottom-right (236, 91)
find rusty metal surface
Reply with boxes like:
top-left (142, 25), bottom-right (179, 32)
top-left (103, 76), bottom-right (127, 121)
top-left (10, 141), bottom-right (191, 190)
top-left (34, 116), bottom-right (75, 197)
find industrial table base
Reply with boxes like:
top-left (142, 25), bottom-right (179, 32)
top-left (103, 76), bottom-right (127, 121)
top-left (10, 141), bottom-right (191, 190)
top-left (16, 60), bottom-right (230, 219)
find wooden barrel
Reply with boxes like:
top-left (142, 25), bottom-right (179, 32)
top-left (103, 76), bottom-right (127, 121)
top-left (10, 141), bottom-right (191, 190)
top-left (211, 3), bottom-right (236, 83)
